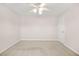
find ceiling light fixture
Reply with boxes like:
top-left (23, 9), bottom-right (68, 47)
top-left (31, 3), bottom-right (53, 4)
top-left (30, 3), bottom-right (49, 15)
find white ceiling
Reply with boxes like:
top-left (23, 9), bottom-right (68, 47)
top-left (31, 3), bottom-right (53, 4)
top-left (0, 3), bottom-right (75, 16)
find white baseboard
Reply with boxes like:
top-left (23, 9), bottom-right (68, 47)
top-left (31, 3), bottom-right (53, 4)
top-left (0, 40), bottom-right (20, 54)
top-left (60, 41), bottom-right (79, 55)
top-left (21, 38), bottom-right (58, 41)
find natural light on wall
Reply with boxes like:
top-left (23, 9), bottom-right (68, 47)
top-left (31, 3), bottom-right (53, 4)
top-left (30, 3), bottom-right (49, 15)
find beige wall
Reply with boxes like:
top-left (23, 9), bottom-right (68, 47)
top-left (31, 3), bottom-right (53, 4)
top-left (0, 5), bottom-right (20, 53)
top-left (20, 16), bottom-right (58, 40)
top-left (59, 5), bottom-right (79, 54)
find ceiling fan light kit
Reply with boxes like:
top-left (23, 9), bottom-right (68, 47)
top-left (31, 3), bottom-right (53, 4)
top-left (30, 3), bottom-right (49, 15)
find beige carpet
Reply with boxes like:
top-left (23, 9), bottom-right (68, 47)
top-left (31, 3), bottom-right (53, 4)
top-left (0, 40), bottom-right (78, 56)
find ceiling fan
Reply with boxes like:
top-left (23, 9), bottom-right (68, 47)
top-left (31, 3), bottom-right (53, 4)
top-left (30, 3), bottom-right (49, 15)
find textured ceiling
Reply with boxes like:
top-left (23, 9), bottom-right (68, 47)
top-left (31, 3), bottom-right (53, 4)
top-left (1, 3), bottom-right (75, 16)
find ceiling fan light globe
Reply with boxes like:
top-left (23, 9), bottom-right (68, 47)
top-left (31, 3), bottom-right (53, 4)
top-left (33, 8), bottom-right (37, 13)
top-left (38, 11), bottom-right (42, 15)
top-left (39, 3), bottom-right (46, 7)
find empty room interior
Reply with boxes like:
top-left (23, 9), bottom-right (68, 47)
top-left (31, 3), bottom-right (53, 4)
top-left (0, 3), bottom-right (79, 56)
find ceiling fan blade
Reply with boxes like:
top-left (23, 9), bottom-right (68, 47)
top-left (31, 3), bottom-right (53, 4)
top-left (39, 3), bottom-right (46, 7)
top-left (31, 4), bottom-right (37, 8)
top-left (30, 8), bottom-right (37, 13)
top-left (39, 8), bottom-right (49, 12)
top-left (38, 8), bottom-right (49, 15)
